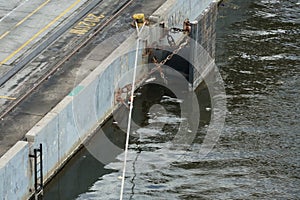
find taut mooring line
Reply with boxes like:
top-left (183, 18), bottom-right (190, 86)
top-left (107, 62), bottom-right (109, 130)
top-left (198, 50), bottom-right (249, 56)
top-left (119, 21), bottom-right (146, 200)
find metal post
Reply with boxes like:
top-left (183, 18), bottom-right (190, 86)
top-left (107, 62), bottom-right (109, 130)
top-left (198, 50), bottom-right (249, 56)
top-left (189, 21), bottom-right (199, 89)
top-left (39, 143), bottom-right (43, 194)
top-left (33, 149), bottom-right (38, 200)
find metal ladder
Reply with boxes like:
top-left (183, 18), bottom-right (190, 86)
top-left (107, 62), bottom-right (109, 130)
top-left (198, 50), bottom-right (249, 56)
top-left (29, 143), bottom-right (44, 200)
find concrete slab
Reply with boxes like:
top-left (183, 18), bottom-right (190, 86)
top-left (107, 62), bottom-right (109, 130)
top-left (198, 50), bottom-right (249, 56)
top-left (0, 141), bottom-right (28, 167)
top-left (0, 0), bottom-right (167, 158)
top-left (0, 0), bottom-right (45, 35)
top-left (0, 0), bottom-right (27, 16)
top-left (0, 0), bottom-right (88, 66)
top-left (0, 109), bottom-right (42, 156)
top-left (0, 141), bottom-right (30, 200)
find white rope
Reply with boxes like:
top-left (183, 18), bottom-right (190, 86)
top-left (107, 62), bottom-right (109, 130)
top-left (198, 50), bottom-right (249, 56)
top-left (119, 21), bottom-right (146, 200)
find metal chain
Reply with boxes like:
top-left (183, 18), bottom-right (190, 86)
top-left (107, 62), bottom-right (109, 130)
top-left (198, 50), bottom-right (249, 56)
top-left (167, 34), bottom-right (176, 47)
top-left (115, 36), bottom-right (190, 106)
top-left (150, 36), bottom-right (190, 77)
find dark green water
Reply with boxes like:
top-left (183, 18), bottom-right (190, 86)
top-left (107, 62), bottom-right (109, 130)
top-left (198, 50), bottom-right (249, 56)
top-left (44, 0), bottom-right (300, 199)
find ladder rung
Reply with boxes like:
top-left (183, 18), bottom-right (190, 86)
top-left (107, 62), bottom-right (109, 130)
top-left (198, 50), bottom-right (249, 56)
top-left (36, 189), bottom-right (43, 196)
top-left (31, 143), bottom-right (43, 196)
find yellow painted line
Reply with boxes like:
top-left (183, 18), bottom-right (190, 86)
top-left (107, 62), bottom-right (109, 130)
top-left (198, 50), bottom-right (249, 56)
top-left (0, 31), bottom-right (10, 40)
top-left (0, 0), bottom-right (51, 40)
top-left (16, 0), bottom-right (51, 27)
top-left (0, 96), bottom-right (16, 100)
top-left (0, 0), bottom-right (81, 66)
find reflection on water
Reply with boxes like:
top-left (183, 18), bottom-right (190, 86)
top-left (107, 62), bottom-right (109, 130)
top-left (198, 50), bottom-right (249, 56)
top-left (44, 0), bottom-right (299, 199)
top-left (73, 83), bottom-right (212, 200)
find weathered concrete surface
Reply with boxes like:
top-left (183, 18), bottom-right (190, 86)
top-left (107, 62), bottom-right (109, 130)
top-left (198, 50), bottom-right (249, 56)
top-left (0, 0), bottom-right (90, 75)
top-left (23, 0), bottom-right (219, 189)
top-left (0, 141), bottom-right (30, 200)
top-left (0, 0), bottom-right (166, 158)
top-left (0, 0), bottom-right (218, 199)
top-left (0, 0), bottom-right (26, 18)
top-left (147, 0), bottom-right (219, 89)
top-left (153, 0), bottom-right (214, 27)
top-left (25, 33), bottom-right (147, 185)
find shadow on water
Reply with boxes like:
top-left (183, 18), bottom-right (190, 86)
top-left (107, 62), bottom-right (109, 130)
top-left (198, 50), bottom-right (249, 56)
top-left (42, 81), bottom-right (212, 199)
top-left (42, 134), bottom-right (118, 199)
top-left (43, 0), bottom-right (300, 199)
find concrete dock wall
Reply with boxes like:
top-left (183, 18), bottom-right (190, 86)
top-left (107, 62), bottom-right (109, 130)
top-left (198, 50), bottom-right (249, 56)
top-left (150, 0), bottom-right (219, 90)
top-left (25, 35), bottom-right (146, 187)
top-left (0, 0), bottom-right (218, 199)
top-left (147, 0), bottom-right (213, 25)
top-left (192, 1), bottom-right (218, 89)
top-left (0, 35), bottom-right (146, 199)
top-left (0, 142), bottom-right (31, 199)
